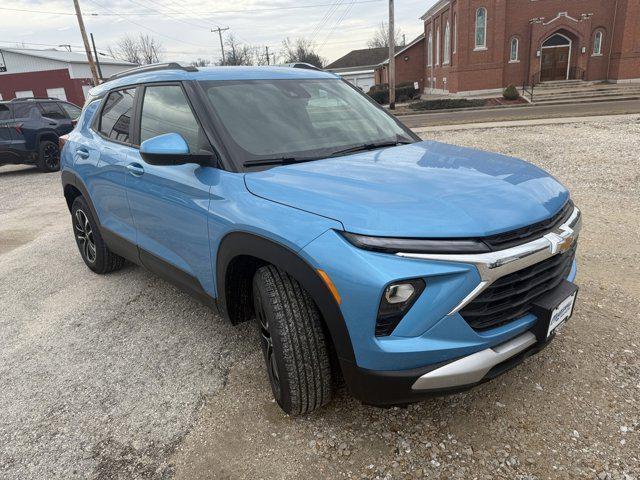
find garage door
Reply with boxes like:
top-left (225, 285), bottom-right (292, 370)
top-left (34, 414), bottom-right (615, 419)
top-left (46, 88), bottom-right (67, 101)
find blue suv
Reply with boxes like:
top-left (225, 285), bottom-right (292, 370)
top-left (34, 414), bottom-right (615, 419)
top-left (61, 63), bottom-right (580, 414)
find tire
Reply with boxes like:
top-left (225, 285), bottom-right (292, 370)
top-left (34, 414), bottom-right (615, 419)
top-left (252, 265), bottom-right (333, 415)
top-left (71, 196), bottom-right (125, 274)
top-left (36, 140), bottom-right (60, 172)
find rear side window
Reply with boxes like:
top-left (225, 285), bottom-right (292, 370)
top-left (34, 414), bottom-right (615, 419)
top-left (39, 102), bottom-right (66, 119)
top-left (0, 104), bottom-right (11, 121)
top-left (99, 88), bottom-right (135, 143)
top-left (12, 103), bottom-right (40, 119)
top-left (59, 102), bottom-right (81, 119)
top-left (140, 85), bottom-right (202, 153)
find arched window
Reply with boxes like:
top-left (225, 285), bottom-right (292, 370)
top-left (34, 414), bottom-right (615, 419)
top-left (436, 26), bottom-right (441, 65)
top-left (593, 30), bottom-right (604, 55)
top-left (510, 37), bottom-right (519, 62)
top-left (444, 21), bottom-right (451, 64)
top-left (427, 30), bottom-right (433, 66)
top-left (475, 7), bottom-right (487, 49)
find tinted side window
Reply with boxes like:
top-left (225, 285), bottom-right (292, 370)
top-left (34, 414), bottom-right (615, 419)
top-left (59, 102), bottom-right (81, 119)
top-left (39, 102), bottom-right (66, 120)
top-left (0, 104), bottom-right (11, 121)
top-left (12, 103), bottom-right (40, 119)
top-left (140, 85), bottom-right (202, 153)
top-left (99, 89), bottom-right (135, 143)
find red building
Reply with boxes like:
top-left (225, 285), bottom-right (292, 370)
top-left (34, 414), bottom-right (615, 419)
top-left (421, 0), bottom-right (640, 94)
top-left (375, 35), bottom-right (426, 90)
top-left (0, 48), bottom-right (134, 105)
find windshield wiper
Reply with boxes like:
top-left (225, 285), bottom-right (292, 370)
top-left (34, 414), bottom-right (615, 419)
top-left (243, 157), bottom-right (299, 167)
top-left (329, 139), bottom-right (413, 157)
top-left (243, 156), bottom-right (327, 168)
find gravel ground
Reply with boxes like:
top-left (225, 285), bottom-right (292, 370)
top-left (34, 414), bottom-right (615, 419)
top-left (1, 117), bottom-right (639, 480)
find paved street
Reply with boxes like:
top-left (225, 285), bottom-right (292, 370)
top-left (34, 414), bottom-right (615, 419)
top-left (398, 99), bottom-right (640, 128)
top-left (1, 117), bottom-right (639, 479)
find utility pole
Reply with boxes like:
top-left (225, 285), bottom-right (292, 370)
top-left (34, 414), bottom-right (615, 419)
top-left (212, 26), bottom-right (230, 65)
top-left (402, 34), bottom-right (406, 46)
top-left (90, 33), bottom-right (103, 80)
top-left (72, 0), bottom-right (100, 86)
top-left (265, 46), bottom-right (270, 65)
top-left (388, 0), bottom-right (396, 109)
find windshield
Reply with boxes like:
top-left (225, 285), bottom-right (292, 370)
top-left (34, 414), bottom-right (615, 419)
top-left (199, 78), bottom-right (416, 169)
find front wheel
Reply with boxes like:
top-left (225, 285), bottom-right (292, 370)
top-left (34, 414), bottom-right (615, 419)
top-left (252, 265), bottom-right (333, 415)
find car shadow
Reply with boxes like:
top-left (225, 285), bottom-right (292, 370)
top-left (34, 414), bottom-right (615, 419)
top-left (0, 166), bottom-right (44, 178)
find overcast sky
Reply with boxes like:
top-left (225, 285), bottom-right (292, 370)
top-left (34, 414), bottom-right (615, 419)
top-left (1, 0), bottom-right (439, 65)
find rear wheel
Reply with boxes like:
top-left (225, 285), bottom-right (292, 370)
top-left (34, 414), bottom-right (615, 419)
top-left (71, 196), bottom-right (125, 274)
top-left (252, 265), bottom-right (333, 415)
top-left (37, 140), bottom-right (60, 172)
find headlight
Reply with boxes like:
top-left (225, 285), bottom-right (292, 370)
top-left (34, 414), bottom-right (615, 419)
top-left (340, 231), bottom-right (490, 254)
top-left (376, 278), bottom-right (425, 336)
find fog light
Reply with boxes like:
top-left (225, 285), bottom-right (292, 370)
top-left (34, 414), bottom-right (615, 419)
top-left (384, 283), bottom-right (415, 304)
top-left (376, 278), bottom-right (426, 337)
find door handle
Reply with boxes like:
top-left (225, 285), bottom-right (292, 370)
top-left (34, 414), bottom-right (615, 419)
top-left (76, 148), bottom-right (90, 159)
top-left (126, 163), bottom-right (145, 177)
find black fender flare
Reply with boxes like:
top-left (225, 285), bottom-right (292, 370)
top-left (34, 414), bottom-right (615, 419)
top-left (61, 170), bottom-right (101, 226)
top-left (36, 129), bottom-right (60, 147)
top-left (216, 231), bottom-right (356, 364)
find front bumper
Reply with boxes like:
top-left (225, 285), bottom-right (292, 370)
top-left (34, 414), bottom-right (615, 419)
top-left (341, 329), bottom-right (553, 406)
top-left (300, 207), bottom-right (580, 405)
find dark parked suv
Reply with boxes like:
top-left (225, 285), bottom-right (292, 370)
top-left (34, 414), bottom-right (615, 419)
top-left (0, 97), bottom-right (81, 172)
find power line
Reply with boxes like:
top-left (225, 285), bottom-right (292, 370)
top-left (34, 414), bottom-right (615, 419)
top-left (84, 0), bottom-right (216, 49)
top-left (0, 1), bottom-right (383, 17)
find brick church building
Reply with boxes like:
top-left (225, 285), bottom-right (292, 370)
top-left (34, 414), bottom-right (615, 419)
top-left (421, 0), bottom-right (640, 94)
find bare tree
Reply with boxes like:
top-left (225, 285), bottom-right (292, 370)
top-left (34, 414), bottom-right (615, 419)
top-left (367, 21), bottom-right (403, 49)
top-left (191, 58), bottom-right (213, 67)
top-left (218, 34), bottom-right (256, 66)
top-left (282, 38), bottom-right (324, 68)
top-left (108, 34), bottom-right (163, 65)
top-left (138, 34), bottom-right (163, 64)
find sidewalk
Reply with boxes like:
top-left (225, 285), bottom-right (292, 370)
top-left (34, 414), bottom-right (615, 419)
top-left (412, 112), bottom-right (640, 133)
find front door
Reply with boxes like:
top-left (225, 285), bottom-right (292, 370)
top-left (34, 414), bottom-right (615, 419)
top-left (124, 83), bottom-right (217, 296)
top-left (541, 46), bottom-right (570, 82)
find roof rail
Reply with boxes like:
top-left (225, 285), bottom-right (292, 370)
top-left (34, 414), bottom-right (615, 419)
top-left (280, 62), bottom-right (322, 71)
top-left (107, 62), bottom-right (198, 82)
top-left (9, 97), bottom-right (59, 102)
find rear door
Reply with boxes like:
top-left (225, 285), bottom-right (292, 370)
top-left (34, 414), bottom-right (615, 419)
top-left (0, 103), bottom-right (14, 162)
top-left (79, 87), bottom-right (138, 247)
top-left (38, 101), bottom-right (73, 136)
top-left (124, 83), bottom-right (216, 295)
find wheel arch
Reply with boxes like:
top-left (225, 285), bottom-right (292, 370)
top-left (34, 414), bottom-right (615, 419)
top-left (37, 130), bottom-right (59, 145)
top-left (61, 170), bottom-right (101, 227)
top-left (216, 231), bottom-right (356, 363)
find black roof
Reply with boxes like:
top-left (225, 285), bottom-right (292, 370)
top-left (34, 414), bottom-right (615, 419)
top-left (325, 46), bottom-right (402, 70)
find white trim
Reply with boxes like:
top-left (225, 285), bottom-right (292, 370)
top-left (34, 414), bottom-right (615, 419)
top-left (473, 47), bottom-right (488, 52)
top-left (420, 0), bottom-right (450, 20)
top-left (543, 11), bottom-right (580, 26)
top-left (540, 33), bottom-right (572, 81)
top-left (427, 31), bottom-right (433, 66)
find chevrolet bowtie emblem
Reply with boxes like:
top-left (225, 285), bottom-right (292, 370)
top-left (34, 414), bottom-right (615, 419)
top-left (544, 226), bottom-right (576, 255)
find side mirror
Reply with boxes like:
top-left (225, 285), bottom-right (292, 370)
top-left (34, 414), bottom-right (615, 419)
top-left (140, 133), bottom-right (211, 166)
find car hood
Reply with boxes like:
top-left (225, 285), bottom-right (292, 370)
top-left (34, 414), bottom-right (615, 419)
top-left (244, 141), bottom-right (569, 238)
